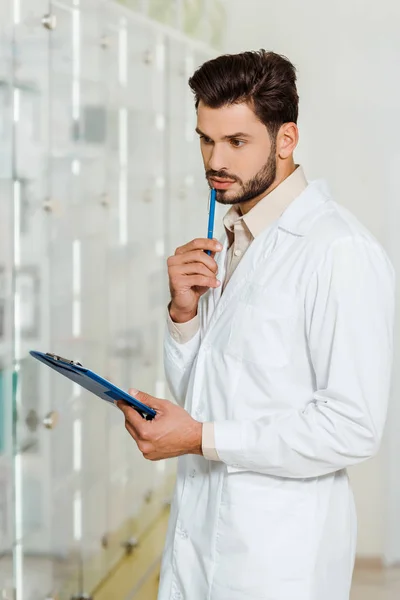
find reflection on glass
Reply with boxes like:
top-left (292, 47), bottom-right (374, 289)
top-left (2, 0), bottom-right (218, 597)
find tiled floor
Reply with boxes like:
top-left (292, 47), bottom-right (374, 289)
top-left (351, 566), bottom-right (400, 599)
top-left (122, 565), bottom-right (400, 600)
top-left (3, 543), bottom-right (399, 599)
top-left (104, 562), bottom-right (400, 600)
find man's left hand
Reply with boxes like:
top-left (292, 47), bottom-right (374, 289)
top-left (117, 389), bottom-right (203, 461)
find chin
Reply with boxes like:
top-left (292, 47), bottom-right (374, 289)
top-left (216, 189), bottom-right (242, 206)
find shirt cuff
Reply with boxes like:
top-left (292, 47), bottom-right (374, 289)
top-left (213, 420), bottom-right (244, 468)
top-left (166, 307), bottom-right (200, 344)
top-left (201, 422), bottom-right (221, 461)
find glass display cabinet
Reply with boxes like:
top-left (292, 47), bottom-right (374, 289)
top-left (0, 0), bottom-right (224, 597)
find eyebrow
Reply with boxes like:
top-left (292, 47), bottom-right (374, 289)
top-left (195, 127), bottom-right (252, 141)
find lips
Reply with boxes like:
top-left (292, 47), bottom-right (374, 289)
top-left (210, 178), bottom-right (235, 190)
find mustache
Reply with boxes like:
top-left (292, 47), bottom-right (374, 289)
top-left (206, 169), bottom-right (240, 184)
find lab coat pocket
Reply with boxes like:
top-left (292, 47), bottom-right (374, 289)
top-left (215, 478), bottom-right (316, 598)
top-left (226, 285), bottom-right (296, 368)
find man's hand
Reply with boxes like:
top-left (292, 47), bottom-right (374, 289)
top-left (117, 389), bottom-right (203, 461)
top-left (168, 237), bottom-right (222, 323)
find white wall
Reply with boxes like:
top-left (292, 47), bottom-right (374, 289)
top-left (224, 0), bottom-right (400, 561)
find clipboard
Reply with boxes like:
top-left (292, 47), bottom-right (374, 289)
top-left (30, 350), bottom-right (157, 420)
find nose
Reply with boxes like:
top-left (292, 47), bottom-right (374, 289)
top-left (208, 143), bottom-right (229, 173)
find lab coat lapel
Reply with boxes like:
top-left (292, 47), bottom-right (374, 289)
top-left (204, 224), bottom-right (279, 338)
top-left (212, 237), bottom-right (228, 308)
top-left (204, 181), bottom-right (331, 338)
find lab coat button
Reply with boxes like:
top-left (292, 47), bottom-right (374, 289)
top-left (189, 469), bottom-right (196, 478)
top-left (172, 592), bottom-right (182, 600)
top-left (234, 249), bottom-right (242, 257)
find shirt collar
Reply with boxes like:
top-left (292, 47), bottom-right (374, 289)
top-left (223, 165), bottom-right (308, 241)
top-left (277, 179), bottom-right (332, 236)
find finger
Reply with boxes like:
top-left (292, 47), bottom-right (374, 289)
top-left (125, 421), bottom-right (140, 443)
top-left (116, 399), bottom-right (136, 417)
top-left (126, 405), bottom-right (146, 429)
top-left (115, 399), bottom-right (129, 414)
top-left (125, 423), bottom-right (155, 459)
top-left (128, 388), bottom-right (157, 409)
top-left (175, 238), bottom-right (222, 256)
top-left (168, 257), bottom-right (218, 278)
top-left (145, 453), bottom-right (163, 462)
top-left (169, 263), bottom-right (218, 281)
top-left (117, 400), bottom-right (146, 432)
top-left (128, 390), bottom-right (171, 415)
top-left (168, 250), bottom-right (218, 273)
top-left (180, 275), bottom-right (221, 289)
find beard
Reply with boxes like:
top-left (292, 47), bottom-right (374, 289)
top-left (206, 145), bottom-right (277, 206)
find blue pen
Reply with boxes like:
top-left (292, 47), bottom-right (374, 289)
top-left (206, 188), bottom-right (217, 256)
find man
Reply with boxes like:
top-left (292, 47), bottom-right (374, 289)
top-left (117, 50), bottom-right (395, 600)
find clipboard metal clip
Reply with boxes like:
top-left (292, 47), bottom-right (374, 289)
top-left (45, 353), bottom-right (83, 367)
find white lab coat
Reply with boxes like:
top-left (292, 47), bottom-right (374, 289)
top-left (159, 180), bottom-right (395, 600)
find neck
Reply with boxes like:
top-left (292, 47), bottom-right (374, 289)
top-left (239, 158), bottom-right (297, 215)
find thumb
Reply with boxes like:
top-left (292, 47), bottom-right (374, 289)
top-left (129, 388), bottom-right (157, 406)
top-left (129, 388), bottom-right (149, 402)
top-left (128, 388), bottom-right (168, 411)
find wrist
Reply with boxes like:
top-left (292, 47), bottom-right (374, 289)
top-left (188, 421), bottom-right (203, 456)
top-left (169, 301), bottom-right (197, 324)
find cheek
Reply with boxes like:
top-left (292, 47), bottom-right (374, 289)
top-left (200, 146), bottom-right (211, 166)
top-left (240, 148), bottom-right (270, 180)
top-left (230, 154), bottom-right (256, 183)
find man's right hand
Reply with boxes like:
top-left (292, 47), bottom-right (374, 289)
top-left (167, 238), bottom-right (223, 323)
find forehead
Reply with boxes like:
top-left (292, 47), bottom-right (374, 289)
top-left (197, 101), bottom-right (266, 138)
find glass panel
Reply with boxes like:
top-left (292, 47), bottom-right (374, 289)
top-left (96, 5), bottom-right (130, 582)
top-left (11, 0), bottom-right (57, 598)
top-left (47, 1), bottom-right (82, 597)
top-left (149, 0), bottom-right (177, 27)
top-left (166, 40), bottom-right (213, 257)
top-left (1, 1), bottom-right (223, 597)
top-left (124, 19), bottom-right (170, 543)
top-left (115, 0), bottom-right (143, 15)
top-left (203, 0), bottom-right (226, 48)
top-left (0, 1), bottom-right (14, 595)
top-left (183, 0), bottom-right (206, 41)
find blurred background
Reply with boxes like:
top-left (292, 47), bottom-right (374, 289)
top-left (0, 0), bottom-right (399, 598)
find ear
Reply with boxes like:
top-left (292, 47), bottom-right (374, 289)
top-left (277, 123), bottom-right (299, 159)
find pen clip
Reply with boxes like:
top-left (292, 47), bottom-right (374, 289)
top-left (207, 189), bottom-right (211, 213)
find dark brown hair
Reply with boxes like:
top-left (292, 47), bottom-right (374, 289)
top-left (188, 50), bottom-right (299, 139)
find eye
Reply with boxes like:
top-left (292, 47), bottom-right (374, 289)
top-left (200, 135), bottom-right (213, 145)
top-left (230, 139), bottom-right (245, 148)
